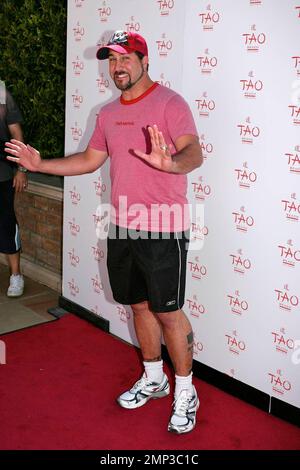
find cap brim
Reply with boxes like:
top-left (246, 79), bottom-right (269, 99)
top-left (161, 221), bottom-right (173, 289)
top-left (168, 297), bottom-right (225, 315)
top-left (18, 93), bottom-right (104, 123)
top-left (96, 44), bottom-right (134, 60)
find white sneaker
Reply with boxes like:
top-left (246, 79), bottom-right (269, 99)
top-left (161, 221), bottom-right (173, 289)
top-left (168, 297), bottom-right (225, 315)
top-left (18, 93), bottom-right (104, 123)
top-left (117, 373), bottom-right (170, 409)
top-left (7, 274), bottom-right (24, 297)
top-left (168, 386), bottom-right (200, 434)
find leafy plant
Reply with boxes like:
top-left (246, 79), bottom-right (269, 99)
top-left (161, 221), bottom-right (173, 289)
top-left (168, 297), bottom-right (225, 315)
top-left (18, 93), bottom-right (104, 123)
top-left (0, 0), bottom-right (67, 157)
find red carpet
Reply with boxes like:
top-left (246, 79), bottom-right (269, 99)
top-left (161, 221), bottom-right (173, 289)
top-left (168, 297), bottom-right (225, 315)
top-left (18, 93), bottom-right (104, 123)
top-left (0, 314), bottom-right (300, 450)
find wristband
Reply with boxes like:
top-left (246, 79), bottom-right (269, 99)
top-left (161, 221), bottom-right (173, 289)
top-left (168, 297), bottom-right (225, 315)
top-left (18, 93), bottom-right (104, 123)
top-left (18, 166), bottom-right (28, 173)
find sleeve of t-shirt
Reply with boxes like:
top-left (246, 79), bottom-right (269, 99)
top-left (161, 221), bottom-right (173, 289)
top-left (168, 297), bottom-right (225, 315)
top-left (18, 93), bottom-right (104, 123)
top-left (5, 91), bottom-right (23, 125)
top-left (88, 109), bottom-right (108, 153)
top-left (164, 94), bottom-right (198, 144)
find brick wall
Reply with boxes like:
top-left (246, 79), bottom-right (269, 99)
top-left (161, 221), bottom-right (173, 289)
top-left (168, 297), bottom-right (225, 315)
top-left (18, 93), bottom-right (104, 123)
top-left (14, 183), bottom-right (63, 276)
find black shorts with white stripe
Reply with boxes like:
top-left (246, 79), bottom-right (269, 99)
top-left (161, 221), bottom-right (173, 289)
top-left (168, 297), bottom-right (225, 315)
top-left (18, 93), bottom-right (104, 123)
top-left (107, 224), bottom-right (189, 313)
top-left (0, 179), bottom-right (21, 254)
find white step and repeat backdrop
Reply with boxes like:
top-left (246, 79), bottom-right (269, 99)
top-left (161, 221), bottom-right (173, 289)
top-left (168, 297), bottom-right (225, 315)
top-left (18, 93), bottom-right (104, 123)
top-left (63, 0), bottom-right (300, 410)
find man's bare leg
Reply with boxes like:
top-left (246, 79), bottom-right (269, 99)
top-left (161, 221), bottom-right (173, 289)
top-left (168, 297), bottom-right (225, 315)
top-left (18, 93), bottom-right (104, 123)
top-left (130, 303), bottom-right (193, 373)
top-left (157, 309), bottom-right (193, 376)
top-left (131, 300), bottom-right (162, 361)
top-left (158, 308), bottom-right (199, 434)
top-left (117, 300), bottom-right (169, 409)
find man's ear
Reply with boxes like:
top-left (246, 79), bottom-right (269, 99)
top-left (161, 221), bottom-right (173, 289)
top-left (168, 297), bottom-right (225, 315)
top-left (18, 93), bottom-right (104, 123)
top-left (142, 56), bottom-right (149, 72)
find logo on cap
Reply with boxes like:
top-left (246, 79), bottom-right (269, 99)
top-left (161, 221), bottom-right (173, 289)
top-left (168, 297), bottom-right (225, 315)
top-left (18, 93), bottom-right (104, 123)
top-left (97, 30), bottom-right (148, 60)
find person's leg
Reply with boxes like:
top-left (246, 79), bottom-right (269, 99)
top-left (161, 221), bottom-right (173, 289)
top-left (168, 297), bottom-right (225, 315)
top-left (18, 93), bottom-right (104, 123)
top-left (131, 300), bottom-right (162, 361)
top-left (0, 180), bottom-right (24, 297)
top-left (6, 251), bottom-right (24, 297)
top-left (156, 308), bottom-right (193, 376)
top-left (108, 227), bottom-right (170, 408)
top-left (157, 308), bottom-right (199, 434)
top-left (117, 300), bottom-right (170, 409)
top-left (141, 231), bottom-right (195, 393)
top-left (6, 251), bottom-right (21, 275)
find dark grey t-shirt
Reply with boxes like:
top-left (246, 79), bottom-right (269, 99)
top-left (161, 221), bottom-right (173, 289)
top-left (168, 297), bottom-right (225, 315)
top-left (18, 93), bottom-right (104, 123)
top-left (0, 88), bottom-right (23, 182)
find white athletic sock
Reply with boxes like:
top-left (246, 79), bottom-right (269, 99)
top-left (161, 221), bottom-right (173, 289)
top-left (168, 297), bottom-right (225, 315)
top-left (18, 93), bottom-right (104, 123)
top-left (175, 372), bottom-right (193, 398)
top-left (143, 360), bottom-right (164, 383)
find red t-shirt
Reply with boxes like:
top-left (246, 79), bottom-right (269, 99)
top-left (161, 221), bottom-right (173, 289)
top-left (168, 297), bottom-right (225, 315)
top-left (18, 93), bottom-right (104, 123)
top-left (89, 83), bottom-right (198, 232)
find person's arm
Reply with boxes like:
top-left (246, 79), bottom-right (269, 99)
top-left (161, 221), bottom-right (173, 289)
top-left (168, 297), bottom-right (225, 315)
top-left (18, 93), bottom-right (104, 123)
top-left (134, 124), bottom-right (203, 175)
top-left (8, 123), bottom-right (23, 141)
top-left (5, 139), bottom-right (109, 175)
top-left (169, 133), bottom-right (203, 174)
top-left (8, 123), bottom-right (28, 192)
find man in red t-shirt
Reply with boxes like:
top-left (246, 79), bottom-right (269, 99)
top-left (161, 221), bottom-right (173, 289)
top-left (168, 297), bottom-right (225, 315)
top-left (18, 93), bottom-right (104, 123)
top-left (5, 31), bottom-right (203, 434)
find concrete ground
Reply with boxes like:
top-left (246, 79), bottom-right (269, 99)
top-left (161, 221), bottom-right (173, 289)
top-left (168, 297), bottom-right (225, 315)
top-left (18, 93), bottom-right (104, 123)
top-left (0, 263), bottom-right (59, 334)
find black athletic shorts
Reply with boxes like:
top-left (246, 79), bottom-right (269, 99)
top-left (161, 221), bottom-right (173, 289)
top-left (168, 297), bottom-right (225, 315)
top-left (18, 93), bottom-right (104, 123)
top-left (107, 224), bottom-right (189, 313)
top-left (0, 179), bottom-right (21, 254)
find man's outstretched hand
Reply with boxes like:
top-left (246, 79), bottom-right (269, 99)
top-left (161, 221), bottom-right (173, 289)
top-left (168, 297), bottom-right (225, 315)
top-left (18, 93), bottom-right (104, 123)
top-left (5, 139), bottom-right (42, 172)
top-left (134, 125), bottom-right (174, 173)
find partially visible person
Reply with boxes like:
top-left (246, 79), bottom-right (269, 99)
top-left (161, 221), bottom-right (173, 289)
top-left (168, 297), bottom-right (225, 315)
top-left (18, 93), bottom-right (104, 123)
top-left (0, 82), bottom-right (27, 297)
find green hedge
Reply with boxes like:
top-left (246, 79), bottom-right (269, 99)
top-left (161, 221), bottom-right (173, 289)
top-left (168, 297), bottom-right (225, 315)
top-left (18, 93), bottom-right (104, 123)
top-left (0, 0), bottom-right (67, 158)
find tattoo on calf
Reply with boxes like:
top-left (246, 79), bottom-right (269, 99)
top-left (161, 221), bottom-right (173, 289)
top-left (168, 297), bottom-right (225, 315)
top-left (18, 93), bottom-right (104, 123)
top-left (187, 331), bottom-right (194, 354)
top-left (187, 331), bottom-right (194, 344)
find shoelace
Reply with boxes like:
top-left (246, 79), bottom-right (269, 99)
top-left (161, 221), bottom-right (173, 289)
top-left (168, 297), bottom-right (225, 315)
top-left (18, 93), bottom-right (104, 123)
top-left (131, 375), bottom-right (152, 392)
top-left (173, 393), bottom-right (193, 416)
top-left (10, 276), bottom-right (22, 287)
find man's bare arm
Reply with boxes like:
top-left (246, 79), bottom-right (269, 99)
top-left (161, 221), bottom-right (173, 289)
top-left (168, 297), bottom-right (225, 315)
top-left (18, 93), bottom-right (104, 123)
top-left (5, 140), bottom-right (108, 175)
top-left (38, 146), bottom-right (109, 175)
top-left (171, 134), bottom-right (203, 175)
